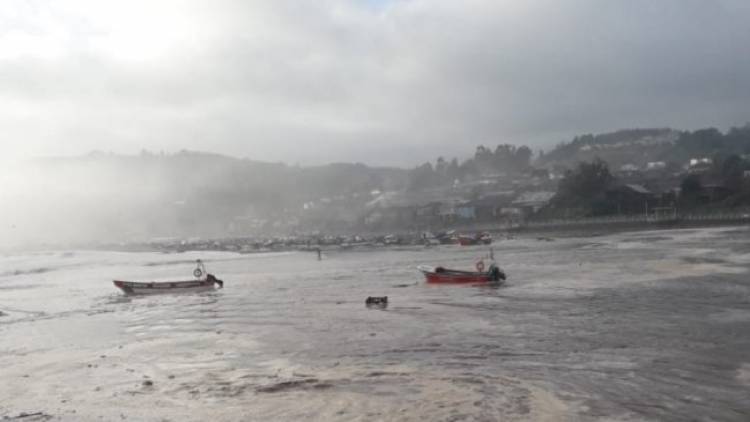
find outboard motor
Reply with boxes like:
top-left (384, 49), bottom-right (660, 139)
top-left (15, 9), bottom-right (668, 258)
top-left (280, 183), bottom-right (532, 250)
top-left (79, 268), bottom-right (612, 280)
top-left (488, 264), bottom-right (506, 281)
top-left (207, 273), bottom-right (224, 288)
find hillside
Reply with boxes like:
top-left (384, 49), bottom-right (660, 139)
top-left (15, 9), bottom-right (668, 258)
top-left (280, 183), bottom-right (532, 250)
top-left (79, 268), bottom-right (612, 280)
top-left (2, 151), bottom-right (409, 246)
top-left (538, 128), bottom-right (680, 169)
top-left (539, 125), bottom-right (750, 171)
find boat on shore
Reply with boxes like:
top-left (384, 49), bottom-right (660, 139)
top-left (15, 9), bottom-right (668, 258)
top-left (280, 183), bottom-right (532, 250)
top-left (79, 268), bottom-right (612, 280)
top-left (418, 260), bottom-right (505, 284)
top-left (113, 260), bottom-right (224, 295)
top-left (457, 232), bottom-right (493, 246)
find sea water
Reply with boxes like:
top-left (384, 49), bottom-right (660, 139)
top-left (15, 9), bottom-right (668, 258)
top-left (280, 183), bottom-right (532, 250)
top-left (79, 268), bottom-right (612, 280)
top-left (1, 227), bottom-right (750, 421)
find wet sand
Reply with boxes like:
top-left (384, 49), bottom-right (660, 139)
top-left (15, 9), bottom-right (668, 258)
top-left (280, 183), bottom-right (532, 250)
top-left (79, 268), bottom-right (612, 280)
top-left (1, 227), bottom-right (750, 421)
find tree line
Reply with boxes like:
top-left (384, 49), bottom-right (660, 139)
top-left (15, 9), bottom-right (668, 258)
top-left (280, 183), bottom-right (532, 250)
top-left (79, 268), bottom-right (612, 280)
top-left (546, 154), bottom-right (750, 218)
top-left (539, 125), bottom-right (750, 169)
top-left (407, 144), bottom-right (533, 190)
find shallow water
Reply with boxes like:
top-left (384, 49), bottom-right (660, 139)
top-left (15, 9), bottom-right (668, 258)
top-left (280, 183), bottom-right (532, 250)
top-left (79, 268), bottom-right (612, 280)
top-left (1, 227), bottom-right (750, 421)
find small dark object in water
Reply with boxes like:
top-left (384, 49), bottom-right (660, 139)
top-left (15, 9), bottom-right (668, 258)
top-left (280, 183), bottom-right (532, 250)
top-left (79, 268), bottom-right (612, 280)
top-left (142, 380), bottom-right (153, 387)
top-left (7, 411), bottom-right (50, 420)
top-left (365, 296), bottom-right (388, 306)
top-left (256, 378), bottom-right (331, 393)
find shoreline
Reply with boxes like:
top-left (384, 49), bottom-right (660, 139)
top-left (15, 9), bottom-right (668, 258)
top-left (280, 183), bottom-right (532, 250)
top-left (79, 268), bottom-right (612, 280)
top-left (3, 217), bottom-right (748, 255)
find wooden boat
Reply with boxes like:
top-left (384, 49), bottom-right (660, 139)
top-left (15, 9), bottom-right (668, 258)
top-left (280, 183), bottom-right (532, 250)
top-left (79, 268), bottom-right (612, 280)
top-left (113, 260), bottom-right (224, 295)
top-left (457, 233), bottom-right (493, 246)
top-left (418, 261), bottom-right (505, 284)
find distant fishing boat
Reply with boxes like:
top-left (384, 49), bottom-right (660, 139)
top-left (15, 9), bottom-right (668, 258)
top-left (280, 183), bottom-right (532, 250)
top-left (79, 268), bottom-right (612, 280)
top-left (418, 257), bottom-right (505, 284)
top-left (113, 260), bottom-right (224, 295)
top-left (457, 232), bottom-right (493, 246)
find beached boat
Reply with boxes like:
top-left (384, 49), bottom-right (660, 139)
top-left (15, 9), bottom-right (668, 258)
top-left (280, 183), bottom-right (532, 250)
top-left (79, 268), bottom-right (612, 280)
top-left (113, 260), bottom-right (224, 295)
top-left (457, 233), bottom-right (493, 246)
top-left (418, 261), bottom-right (505, 284)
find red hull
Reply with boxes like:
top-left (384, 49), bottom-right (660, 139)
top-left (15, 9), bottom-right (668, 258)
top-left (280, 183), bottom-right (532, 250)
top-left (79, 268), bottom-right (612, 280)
top-left (418, 266), bottom-right (503, 284)
top-left (423, 272), bottom-right (493, 283)
top-left (457, 236), bottom-right (492, 246)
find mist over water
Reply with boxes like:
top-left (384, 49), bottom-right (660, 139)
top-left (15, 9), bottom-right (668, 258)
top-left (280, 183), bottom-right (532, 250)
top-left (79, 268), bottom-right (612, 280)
top-left (1, 227), bottom-right (749, 421)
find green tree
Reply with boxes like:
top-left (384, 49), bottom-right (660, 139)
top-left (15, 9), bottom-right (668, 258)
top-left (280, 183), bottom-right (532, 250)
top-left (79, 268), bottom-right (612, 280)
top-left (552, 158), bottom-right (615, 215)
top-left (718, 155), bottom-right (745, 193)
top-left (493, 144), bottom-right (515, 172)
top-left (514, 146), bottom-right (532, 171)
top-left (557, 158), bottom-right (614, 201)
top-left (680, 174), bottom-right (703, 208)
top-left (447, 158), bottom-right (461, 183)
top-left (407, 162), bottom-right (437, 191)
top-left (474, 145), bottom-right (495, 174)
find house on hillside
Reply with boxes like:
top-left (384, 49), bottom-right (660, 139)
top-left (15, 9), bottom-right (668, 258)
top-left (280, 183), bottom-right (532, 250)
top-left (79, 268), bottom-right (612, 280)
top-left (415, 202), bottom-right (442, 226)
top-left (364, 205), bottom-right (415, 228)
top-left (469, 192), bottom-right (516, 221)
top-left (365, 190), bottom-right (466, 228)
top-left (364, 191), bottom-right (418, 228)
top-left (688, 158), bottom-right (713, 174)
top-left (605, 184), bottom-right (656, 214)
top-left (699, 183), bottom-right (733, 203)
top-left (437, 200), bottom-right (476, 223)
top-left (646, 161), bottom-right (666, 170)
top-left (507, 191), bottom-right (556, 217)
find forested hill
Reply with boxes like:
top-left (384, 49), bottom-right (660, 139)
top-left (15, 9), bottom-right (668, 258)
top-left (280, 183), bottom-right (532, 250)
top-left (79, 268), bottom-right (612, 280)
top-left (539, 125), bottom-right (750, 169)
top-left (4, 151), bottom-right (409, 244)
top-left (538, 128), bottom-right (679, 169)
top-left (33, 150), bottom-right (409, 205)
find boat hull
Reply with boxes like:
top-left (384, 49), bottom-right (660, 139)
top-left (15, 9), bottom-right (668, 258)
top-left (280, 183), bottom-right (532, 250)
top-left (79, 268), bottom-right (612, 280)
top-left (423, 271), bottom-right (494, 283)
top-left (418, 266), bottom-right (504, 284)
top-left (113, 279), bottom-right (216, 295)
top-left (457, 236), bottom-right (492, 246)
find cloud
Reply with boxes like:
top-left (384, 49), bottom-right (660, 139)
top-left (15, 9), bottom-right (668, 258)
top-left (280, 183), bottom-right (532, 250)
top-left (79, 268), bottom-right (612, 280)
top-left (0, 0), bottom-right (749, 166)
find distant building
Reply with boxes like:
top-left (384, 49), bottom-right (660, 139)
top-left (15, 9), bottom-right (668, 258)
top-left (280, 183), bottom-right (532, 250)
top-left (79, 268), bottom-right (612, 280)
top-left (469, 192), bottom-right (516, 221)
top-left (699, 183), bottom-right (733, 203)
top-left (529, 168), bottom-right (550, 179)
top-left (646, 161), bottom-right (666, 170)
top-left (688, 158), bottom-right (713, 174)
top-left (415, 202), bottom-right (442, 226)
top-left (689, 158), bottom-right (713, 166)
top-left (605, 184), bottom-right (656, 214)
top-left (438, 200), bottom-right (461, 223)
top-left (455, 203), bottom-right (476, 220)
top-left (510, 191), bottom-right (556, 216)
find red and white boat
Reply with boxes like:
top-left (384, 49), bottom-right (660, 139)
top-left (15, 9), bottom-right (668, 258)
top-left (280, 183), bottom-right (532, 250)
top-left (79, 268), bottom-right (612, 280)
top-left (457, 233), bottom-right (493, 246)
top-left (113, 260), bottom-right (224, 295)
top-left (418, 260), bottom-right (505, 284)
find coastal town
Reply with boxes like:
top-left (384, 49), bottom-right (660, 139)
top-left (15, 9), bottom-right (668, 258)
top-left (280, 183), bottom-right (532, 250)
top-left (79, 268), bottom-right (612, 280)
top-left (63, 127), bottom-right (747, 254)
top-left (5, 126), bottom-right (750, 253)
top-left (222, 127), bottom-right (750, 240)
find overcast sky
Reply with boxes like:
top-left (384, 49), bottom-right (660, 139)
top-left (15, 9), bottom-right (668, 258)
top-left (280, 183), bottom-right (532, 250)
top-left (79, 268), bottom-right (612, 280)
top-left (1, 0), bottom-right (749, 166)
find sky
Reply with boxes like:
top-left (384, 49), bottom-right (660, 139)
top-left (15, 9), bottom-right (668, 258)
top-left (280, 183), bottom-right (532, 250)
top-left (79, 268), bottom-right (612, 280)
top-left (1, 0), bottom-right (750, 167)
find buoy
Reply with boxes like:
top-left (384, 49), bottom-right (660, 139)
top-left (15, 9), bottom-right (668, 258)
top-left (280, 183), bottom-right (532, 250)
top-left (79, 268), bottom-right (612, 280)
top-left (475, 260), bottom-right (485, 272)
